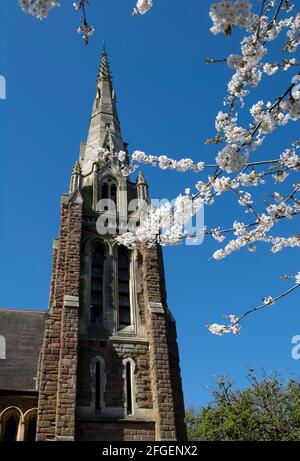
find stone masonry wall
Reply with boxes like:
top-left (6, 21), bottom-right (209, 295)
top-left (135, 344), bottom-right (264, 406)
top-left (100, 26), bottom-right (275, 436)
top-left (140, 245), bottom-right (180, 441)
top-left (36, 193), bottom-right (83, 441)
top-left (55, 195), bottom-right (82, 439)
top-left (75, 421), bottom-right (155, 441)
top-left (156, 246), bottom-right (187, 441)
top-left (165, 316), bottom-right (187, 441)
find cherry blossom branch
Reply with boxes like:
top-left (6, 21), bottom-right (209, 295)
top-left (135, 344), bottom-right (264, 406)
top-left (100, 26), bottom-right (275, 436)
top-left (73, 1), bottom-right (94, 45)
top-left (208, 277), bottom-right (300, 336)
top-left (206, 210), bottom-right (300, 238)
top-left (238, 283), bottom-right (300, 323)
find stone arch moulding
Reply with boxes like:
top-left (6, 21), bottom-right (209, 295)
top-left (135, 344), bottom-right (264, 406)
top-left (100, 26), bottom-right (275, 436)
top-left (0, 406), bottom-right (23, 441)
top-left (23, 408), bottom-right (38, 442)
top-left (122, 357), bottom-right (136, 417)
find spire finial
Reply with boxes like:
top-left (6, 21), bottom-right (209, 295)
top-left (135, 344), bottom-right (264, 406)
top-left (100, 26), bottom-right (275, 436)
top-left (102, 40), bottom-right (106, 53)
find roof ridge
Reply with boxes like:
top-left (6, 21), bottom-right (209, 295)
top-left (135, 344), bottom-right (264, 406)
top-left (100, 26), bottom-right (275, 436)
top-left (0, 308), bottom-right (46, 314)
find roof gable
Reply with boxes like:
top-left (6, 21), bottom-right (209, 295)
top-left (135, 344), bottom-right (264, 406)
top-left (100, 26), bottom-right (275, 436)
top-left (0, 309), bottom-right (45, 392)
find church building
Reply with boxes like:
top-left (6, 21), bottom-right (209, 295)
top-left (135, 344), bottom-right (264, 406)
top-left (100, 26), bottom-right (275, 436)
top-left (0, 50), bottom-right (187, 442)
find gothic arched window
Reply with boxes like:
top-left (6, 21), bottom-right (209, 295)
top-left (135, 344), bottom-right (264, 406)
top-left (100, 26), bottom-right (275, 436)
top-left (118, 246), bottom-right (131, 327)
top-left (3, 415), bottom-right (19, 441)
top-left (24, 416), bottom-right (37, 441)
top-left (95, 361), bottom-right (101, 410)
top-left (91, 356), bottom-right (106, 412)
top-left (111, 183), bottom-right (117, 205)
top-left (101, 182), bottom-right (109, 201)
top-left (123, 359), bottom-right (135, 416)
top-left (90, 242), bottom-right (105, 324)
top-left (101, 177), bottom-right (118, 207)
top-left (126, 362), bottom-right (133, 415)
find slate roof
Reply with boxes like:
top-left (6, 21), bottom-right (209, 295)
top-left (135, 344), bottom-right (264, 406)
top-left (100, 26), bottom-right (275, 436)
top-left (0, 309), bottom-right (46, 392)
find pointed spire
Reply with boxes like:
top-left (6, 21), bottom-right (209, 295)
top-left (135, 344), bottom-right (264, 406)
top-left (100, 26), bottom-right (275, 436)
top-left (69, 161), bottom-right (82, 193)
top-left (97, 49), bottom-right (112, 85)
top-left (137, 171), bottom-right (147, 185)
top-left (136, 171), bottom-right (149, 202)
top-left (82, 47), bottom-right (125, 172)
top-left (72, 160), bottom-right (82, 175)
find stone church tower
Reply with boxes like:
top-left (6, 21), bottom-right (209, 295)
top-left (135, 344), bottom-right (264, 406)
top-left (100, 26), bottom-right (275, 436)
top-left (35, 51), bottom-right (187, 441)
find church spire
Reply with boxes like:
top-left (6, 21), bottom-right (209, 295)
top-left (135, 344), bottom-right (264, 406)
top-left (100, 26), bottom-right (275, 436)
top-left (82, 48), bottom-right (125, 172)
top-left (98, 48), bottom-right (112, 85)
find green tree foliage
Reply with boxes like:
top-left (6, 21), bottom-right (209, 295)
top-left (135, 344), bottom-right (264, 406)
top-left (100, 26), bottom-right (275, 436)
top-left (186, 370), bottom-right (300, 441)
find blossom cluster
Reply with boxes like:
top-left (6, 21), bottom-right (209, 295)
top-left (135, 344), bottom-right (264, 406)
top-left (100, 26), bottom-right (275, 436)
top-left (208, 315), bottom-right (240, 336)
top-left (116, 193), bottom-right (204, 248)
top-left (132, 0), bottom-right (153, 16)
top-left (72, 1), bottom-right (95, 45)
top-left (209, 0), bottom-right (256, 35)
top-left (221, 13), bottom-right (296, 106)
top-left (286, 13), bottom-right (300, 52)
top-left (19, 0), bottom-right (154, 26)
top-left (131, 150), bottom-right (205, 173)
top-left (216, 144), bottom-right (245, 172)
top-left (211, 199), bottom-right (299, 261)
top-left (19, 0), bottom-right (59, 19)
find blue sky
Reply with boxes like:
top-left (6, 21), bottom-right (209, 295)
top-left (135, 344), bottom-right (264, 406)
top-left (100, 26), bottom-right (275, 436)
top-left (0, 0), bottom-right (299, 408)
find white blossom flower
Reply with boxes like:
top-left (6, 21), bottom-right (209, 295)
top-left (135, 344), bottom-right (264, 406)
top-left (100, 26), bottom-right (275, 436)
top-left (286, 13), bottom-right (300, 52)
top-left (238, 191), bottom-right (252, 207)
top-left (77, 22), bottom-right (95, 44)
top-left (216, 145), bottom-right (244, 172)
top-left (250, 101), bottom-right (276, 133)
top-left (279, 148), bottom-right (300, 168)
top-left (248, 244), bottom-right (256, 252)
top-left (267, 203), bottom-right (293, 219)
top-left (227, 54), bottom-right (245, 69)
top-left (213, 249), bottom-right (225, 260)
top-left (273, 171), bottom-right (289, 183)
top-left (196, 161), bottom-right (205, 172)
top-left (207, 323), bottom-right (228, 335)
top-left (250, 100), bottom-right (264, 118)
top-left (212, 228), bottom-right (226, 242)
top-left (233, 221), bottom-right (247, 236)
top-left (280, 98), bottom-right (300, 121)
top-left (263, 63), bottom-right (279, 76)
top-left (273, 192), bottom-right (284, 202)
top-left (263, 296), bottom-right (275, 306)
top-left (213, 176), bottom-right (232, 195)
top-left (283, 58), bottom-right (296, 70)
top-left (117, 150), bottom-right (127, 162)
top-left (132, 0), bottom-right (153, 15)
top-left (238, 171), bottom-right (264, 187)
top-left (208, 314), bottom-right (240, 336)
